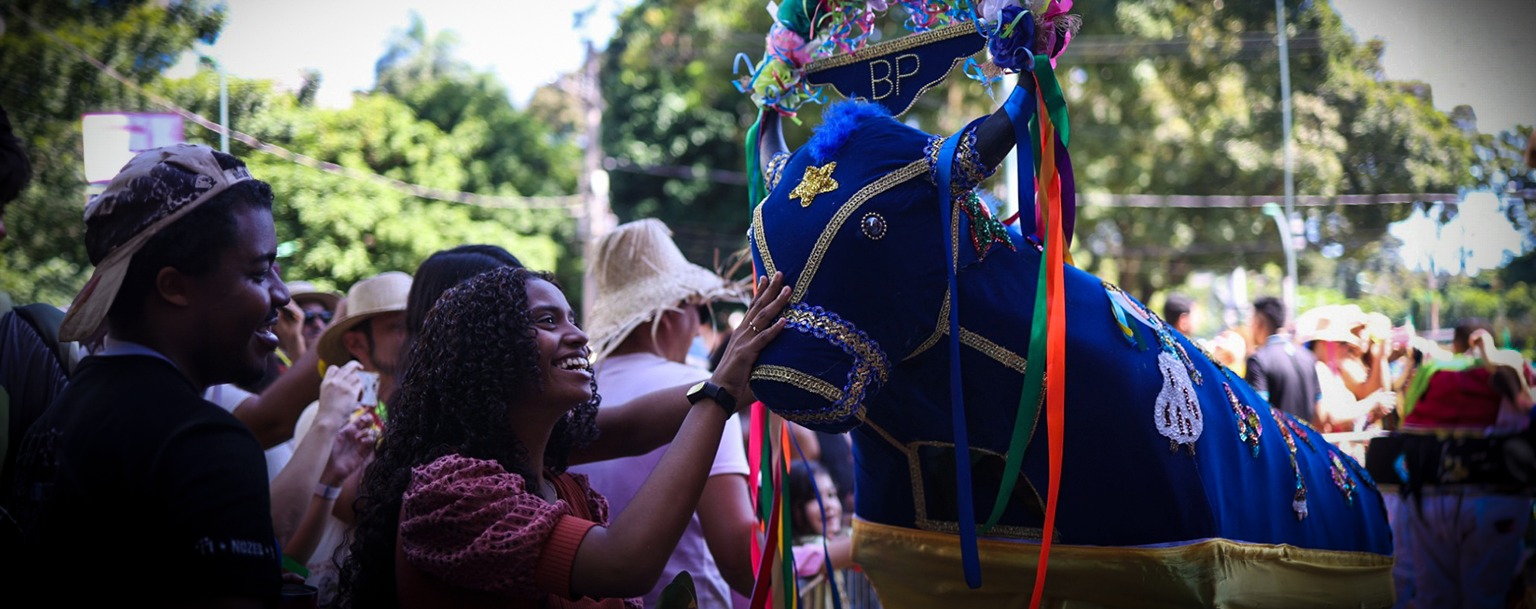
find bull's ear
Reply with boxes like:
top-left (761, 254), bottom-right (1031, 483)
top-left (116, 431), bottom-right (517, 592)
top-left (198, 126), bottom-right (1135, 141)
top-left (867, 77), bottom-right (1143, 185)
top-left (976, 103), bottom-right (1016, 170)
top-left (759, 110), bottom-right (790, 173)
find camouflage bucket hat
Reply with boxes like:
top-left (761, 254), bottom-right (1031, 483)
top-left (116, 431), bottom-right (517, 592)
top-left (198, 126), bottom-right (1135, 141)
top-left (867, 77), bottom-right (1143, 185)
top-left (59, 143), bottom-right (254, 342)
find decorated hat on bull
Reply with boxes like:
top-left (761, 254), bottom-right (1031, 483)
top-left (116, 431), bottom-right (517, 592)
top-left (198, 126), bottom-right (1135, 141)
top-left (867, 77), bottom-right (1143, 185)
top-left (735, 0), bottom-right (1084, 594)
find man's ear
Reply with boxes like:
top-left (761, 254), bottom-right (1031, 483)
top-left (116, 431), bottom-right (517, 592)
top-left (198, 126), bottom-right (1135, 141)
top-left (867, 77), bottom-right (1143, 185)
top-left (155, 267), bottom-right (193, 307)
top-left (343, 329), bottom-right (372, 367)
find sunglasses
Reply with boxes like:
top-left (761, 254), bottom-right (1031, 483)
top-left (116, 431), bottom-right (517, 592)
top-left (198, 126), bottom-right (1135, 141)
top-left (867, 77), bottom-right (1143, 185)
top-left (304, 311), bottom-right (334, 325)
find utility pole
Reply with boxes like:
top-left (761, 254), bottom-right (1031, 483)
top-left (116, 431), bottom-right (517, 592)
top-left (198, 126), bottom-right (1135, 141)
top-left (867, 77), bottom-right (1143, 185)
top-left (1275, 0), bottom-right (1297, 324)
top-left (219, 67), bottom-right (229, 153)
top-left (577, 40), bottom-right (616, 319)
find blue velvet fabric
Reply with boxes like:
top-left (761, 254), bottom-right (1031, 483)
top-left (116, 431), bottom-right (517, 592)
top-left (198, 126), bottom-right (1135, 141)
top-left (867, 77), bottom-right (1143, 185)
top-left (749, 100), bottom-right (1392, 555)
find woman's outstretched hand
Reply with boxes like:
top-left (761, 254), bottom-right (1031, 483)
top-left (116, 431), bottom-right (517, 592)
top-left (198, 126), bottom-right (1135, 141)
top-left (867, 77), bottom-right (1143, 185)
top-left (710, 272), bottom-right (790, 410)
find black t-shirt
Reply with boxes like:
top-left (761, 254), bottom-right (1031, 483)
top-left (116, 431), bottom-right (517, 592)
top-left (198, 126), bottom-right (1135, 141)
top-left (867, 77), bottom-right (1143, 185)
top-left (6, 355), bottom-right (280, 605)
top-left (1246, 337), bottom-right (1322, 424)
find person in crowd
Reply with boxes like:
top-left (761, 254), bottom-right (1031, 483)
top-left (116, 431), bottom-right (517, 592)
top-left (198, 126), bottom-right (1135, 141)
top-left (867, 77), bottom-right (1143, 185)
top-left (401, 244), bottom-right (522, 363)
top-left (336, 266), bottom-right (789, 608)
top-left (204, 295), bottom-right (309, 482)
top-left (282, 411), bottom-right (377, 572)
top-left (275, 271), bottom-right (411, 604)
top-left (788, 460), bottom-right (855, 603)
top-left (1206, 327), bottom-right (1248, 378)
top-left (1390, 320), bottom-right (1536, 608)
top-left (1245, 296), bottom-right (1322, 427)
top-left (1163, 293), bottom-right (1195, 336)
top-left (6, 144), bottom-right (287, 604)
top-left (0, 102), bottom-right (31, 245)
top-left (571, 218), bottom-right (757, 606)
top-left (1296, 305), bottom-right (1396, 435)
top-left (0, 101), bottom-right (61, 552)
top-left (288, 280), bottom-right (342, 353)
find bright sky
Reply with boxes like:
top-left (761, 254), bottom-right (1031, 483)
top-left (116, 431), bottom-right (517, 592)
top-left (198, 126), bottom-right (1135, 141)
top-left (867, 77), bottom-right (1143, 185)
top-left (1388, 192), bottom-right (1531, 277)
top-left (188, 0), bottom-right (1533, 134)
top-left (177, 0), bottom-right (631, 109)
top-left (1332, 0), bottom-right (1535, 135)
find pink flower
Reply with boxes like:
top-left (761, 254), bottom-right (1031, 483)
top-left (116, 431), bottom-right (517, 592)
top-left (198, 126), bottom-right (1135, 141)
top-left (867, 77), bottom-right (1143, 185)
top-left (768, 23), bottom-right (814, 66)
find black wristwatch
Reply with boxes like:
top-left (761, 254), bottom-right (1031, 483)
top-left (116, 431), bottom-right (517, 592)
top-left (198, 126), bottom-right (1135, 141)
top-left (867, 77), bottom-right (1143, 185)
top-left (686, 380), bottom-right (737, 416)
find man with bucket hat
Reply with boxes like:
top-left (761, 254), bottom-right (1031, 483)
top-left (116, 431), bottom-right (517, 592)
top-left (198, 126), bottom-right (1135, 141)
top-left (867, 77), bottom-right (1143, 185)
top-left (569, 218), bottom-right (756, 607)
top-left (272, 270), bottom-right (409, 605)
top-left (6, 144), bottom-right (287, 604)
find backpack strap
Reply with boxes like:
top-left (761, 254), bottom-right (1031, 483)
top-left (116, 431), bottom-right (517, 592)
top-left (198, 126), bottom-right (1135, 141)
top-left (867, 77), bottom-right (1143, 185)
top-left (12, 303), bottom-right (74, 374)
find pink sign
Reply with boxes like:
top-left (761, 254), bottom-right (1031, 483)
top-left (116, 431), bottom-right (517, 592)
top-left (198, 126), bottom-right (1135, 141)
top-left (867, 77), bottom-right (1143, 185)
top-left (82, 113), bottom-right (185, 184)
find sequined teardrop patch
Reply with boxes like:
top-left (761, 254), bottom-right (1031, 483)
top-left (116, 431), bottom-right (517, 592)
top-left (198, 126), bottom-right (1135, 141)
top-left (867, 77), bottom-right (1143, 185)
top-left (1154, 351), bottom-right (1203, 455)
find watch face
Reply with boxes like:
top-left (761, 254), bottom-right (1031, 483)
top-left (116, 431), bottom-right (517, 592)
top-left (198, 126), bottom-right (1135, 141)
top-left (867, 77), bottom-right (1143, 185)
top-left (687, 381), bottom-right (709, 402)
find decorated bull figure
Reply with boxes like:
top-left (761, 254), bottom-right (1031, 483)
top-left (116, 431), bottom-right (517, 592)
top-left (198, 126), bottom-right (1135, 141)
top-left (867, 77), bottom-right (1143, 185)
top-left (734, 3), bottom-right (1393, 606)
top-left (746, 96), bottom-right (1395, 609)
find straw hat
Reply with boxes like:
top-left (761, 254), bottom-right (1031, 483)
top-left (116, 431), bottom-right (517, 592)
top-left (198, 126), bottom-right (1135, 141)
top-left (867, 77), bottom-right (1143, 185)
top-left (316, 271), bottom-right (411, 365)
top-left (286, 280), bottom-right (341, 311)
top-left (1294, 304), bottom-right (1365, 347)
top-left (584, 219), bottom-right (746, 362)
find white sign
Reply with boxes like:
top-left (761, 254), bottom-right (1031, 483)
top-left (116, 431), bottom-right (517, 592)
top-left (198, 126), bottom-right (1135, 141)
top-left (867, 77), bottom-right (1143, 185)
top-left (82, 113), bottom-right (184, 184)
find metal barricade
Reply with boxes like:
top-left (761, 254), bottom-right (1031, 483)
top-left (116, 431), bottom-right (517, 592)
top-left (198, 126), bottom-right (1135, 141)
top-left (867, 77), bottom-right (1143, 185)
top-left (797, 567), bottom-right (883, 609)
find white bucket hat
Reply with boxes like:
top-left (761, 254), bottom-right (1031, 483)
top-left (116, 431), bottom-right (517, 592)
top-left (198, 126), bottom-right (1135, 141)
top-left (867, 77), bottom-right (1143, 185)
top-left (584, 219), bottom-right (746, 362)
top-left (316, 271), bottom-right (412, 365)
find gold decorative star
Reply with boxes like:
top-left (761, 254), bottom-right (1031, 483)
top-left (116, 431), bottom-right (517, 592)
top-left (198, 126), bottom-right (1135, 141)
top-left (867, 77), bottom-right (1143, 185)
top-left (789, 162), bottom-right (839, 208)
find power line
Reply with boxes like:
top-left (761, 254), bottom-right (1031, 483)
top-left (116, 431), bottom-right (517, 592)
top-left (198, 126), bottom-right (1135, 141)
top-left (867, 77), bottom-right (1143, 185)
top-left (1080, 192), bottom-right (1458, 208)
top-left (11, 7), bottom-right (581, 212)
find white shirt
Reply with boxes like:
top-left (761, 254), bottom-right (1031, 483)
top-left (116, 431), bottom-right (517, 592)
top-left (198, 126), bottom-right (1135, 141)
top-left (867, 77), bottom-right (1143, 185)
top-left (568, 352), bottom-right (750, 609)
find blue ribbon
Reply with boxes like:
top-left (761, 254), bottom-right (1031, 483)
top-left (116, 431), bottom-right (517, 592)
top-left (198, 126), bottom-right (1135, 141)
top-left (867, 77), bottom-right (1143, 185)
top-left (935, 120), bottom-right (983, 589)
top-left (1003, 83), bottom-right (1037, 238)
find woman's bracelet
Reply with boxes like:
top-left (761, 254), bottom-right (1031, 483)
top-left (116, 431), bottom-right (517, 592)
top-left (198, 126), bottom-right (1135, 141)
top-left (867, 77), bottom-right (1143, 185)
top-left (315, 482), bottom-right (343, 501)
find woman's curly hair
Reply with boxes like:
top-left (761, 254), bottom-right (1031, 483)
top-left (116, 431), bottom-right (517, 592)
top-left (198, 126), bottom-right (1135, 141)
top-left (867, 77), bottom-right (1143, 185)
top-left (336, 266), bottom-right (601, 608)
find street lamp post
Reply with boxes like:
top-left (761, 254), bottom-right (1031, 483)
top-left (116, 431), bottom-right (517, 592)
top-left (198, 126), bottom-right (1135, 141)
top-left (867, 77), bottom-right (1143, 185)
top-left (195, 45), bottom-right (228, 153)
top-left (1274, 0), bottom-right (1296, 324)
top-left (1262, 202), bottom-right (1298, 324)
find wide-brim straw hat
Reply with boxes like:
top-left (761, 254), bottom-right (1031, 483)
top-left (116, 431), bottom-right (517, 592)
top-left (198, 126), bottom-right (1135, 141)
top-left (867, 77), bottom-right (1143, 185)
top-left (316, 271), bottom-right (411, 366)
top-left (585, 218), bottom-right (747, 362)
top-left (1295, 304), bottom-right (1365, 347)
top-left (286, 280), bottom-right (341, 311)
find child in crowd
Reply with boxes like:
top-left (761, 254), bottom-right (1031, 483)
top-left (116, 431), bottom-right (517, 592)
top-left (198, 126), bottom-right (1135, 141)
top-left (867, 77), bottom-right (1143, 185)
top-left (789, 461), bottom-right (856, 607)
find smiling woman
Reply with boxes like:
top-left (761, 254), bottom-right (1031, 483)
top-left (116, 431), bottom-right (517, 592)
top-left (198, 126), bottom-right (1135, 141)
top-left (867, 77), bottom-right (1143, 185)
top-left (337, 266), bottom-right (790, 609)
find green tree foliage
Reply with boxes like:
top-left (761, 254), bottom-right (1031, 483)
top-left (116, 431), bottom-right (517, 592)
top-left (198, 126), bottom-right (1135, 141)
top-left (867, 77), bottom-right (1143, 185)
top-left (600, 0), bottom-right (1479, 302)
top-left (600, 0), bottom-right (778, 266)
top-left (375, 14), bottom-right (580, 199)
top-left (230, 92), bottom-right (573, 291)
top-left (0, 5), bottom-right (581, 306)
top-left (0, 0), bottom-right (223, 306)
top-left (1060, 0), bottom-right (1474, 299)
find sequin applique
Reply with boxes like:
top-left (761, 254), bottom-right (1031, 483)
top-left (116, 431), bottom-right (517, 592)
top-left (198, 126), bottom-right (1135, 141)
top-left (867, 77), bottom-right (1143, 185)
top-left (790, 162), bottom-right (840, 207)
top-left (959, 192), bottom-right (1013, 260)
top-left (1154, 351), bottom-right (1203, 455)
top-left (1274, 409), bottom-right (1309, 520)
top-left (1223, 382), bottom-right (1262, 458)
top-left (1330, 453), bottom-right (1356, 505)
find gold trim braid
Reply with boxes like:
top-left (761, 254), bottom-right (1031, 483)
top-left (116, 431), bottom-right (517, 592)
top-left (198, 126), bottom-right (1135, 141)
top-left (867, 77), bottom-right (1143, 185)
top-left (792, 160), bottom-right (928, 303)
top-left (852, 519), bottom-right (1394, 609)
top-left (752, 365), bottom-right (843, 403)
top-left (806, 23), bottom-right (980, 72)
top-left (958, 328), bottom-right (1027, 374)
top-left (753, 201), bottom-right (776, 279)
